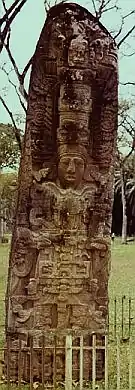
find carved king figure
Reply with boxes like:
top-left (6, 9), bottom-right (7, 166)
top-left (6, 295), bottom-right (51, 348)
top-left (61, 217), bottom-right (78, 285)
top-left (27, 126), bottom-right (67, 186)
top-left (5, 2), bottom-right (118, 382)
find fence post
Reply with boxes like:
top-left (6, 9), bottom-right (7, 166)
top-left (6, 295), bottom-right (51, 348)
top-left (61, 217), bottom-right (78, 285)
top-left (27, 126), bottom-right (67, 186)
top-left (105, 335), bottom-right (108, 390)
top-left (114, 298), bottom-right (117, 338)
top-left (92, 334), bottom-right (96, 390)
top-left (7, 335), bottom-right (10, 390)
top-left (42, 333), bottom-right (45, 390)
top-left (53, 335), bottom-right (57, 390)
top-left (122, 296), bottom-right (125, 339)
top-left (18, 335), bottom-right (22, 389)
top-left (65, 334), bottom-right (72, 390)
top-left (30, 335), bottom-right (33, 390)
top-left (80, 335), bottom-right (83, 390)
top-left (129, 337), bottom-right (132, 390)
top-left (116, 335), bottom-right (120, 390)
top-left (129, 298), bottom-right (131, 338)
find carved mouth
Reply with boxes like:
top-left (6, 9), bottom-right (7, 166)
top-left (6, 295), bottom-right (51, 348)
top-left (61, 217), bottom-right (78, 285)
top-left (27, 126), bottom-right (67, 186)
top-left (66, 176), bottom-right (75, 181)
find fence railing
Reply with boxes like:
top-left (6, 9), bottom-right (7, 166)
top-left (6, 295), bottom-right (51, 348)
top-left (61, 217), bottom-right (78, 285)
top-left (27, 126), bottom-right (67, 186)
top-left (65, 334), bottom-right (134, 390)
top-left (1, 332), bottom-right (135, 390)
top-left (109, 296), bottom-right (135, 339)
top-left (0, 296), bottom-right (135, 389)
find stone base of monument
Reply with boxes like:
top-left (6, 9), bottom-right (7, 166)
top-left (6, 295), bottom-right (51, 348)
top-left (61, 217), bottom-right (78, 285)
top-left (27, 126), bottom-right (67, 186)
top-left (4, 330), bottom-right (105, 384)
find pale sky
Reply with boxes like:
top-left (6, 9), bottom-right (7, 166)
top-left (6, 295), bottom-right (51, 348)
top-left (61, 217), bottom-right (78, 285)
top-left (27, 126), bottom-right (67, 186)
top-left (0, 0), bottom-right (135, 126)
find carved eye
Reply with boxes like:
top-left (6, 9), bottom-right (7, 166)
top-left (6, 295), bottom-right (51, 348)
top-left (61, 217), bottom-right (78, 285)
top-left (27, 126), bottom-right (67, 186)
top-left (63, 160), bottom-right (69, 166)
top-left (74, 158), bottom-right (84, 167)
top-left (61, 158), bottom-right (69, 166)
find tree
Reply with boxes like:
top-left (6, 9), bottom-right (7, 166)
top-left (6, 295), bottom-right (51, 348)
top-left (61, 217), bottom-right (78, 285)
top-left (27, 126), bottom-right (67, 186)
top-left (0, 121), bottom-right (20, 241)
top-left (114, 155), bottom-right (135, 240)
top-left (0, 171), bottom-right (18, 242)
top-left (0, 123), bottom-right (21, 169)
top-left (126, 175), bottom-right (135, 219)
top-left (115, 162), bottom-right (129, 244)
top-left (114, 100), bottom-right (135, 242)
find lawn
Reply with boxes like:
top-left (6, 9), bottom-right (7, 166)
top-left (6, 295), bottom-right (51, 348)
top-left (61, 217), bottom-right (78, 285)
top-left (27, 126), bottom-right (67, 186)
top-left (109, 238), bottom-right (135, 339)
top-left (0, 238), bottom-right (135, 389)
top-left (110, 238), bottom-right (135, 297)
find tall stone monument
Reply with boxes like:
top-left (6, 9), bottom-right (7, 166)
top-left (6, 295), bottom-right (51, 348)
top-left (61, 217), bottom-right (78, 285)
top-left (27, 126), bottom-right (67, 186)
top-left (5, 2), bottom-right (118, 382)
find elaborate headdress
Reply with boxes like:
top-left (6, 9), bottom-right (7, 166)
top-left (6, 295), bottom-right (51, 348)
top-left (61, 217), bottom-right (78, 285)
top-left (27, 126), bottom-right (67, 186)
top-left (57, 121), bottom-right (89, 161)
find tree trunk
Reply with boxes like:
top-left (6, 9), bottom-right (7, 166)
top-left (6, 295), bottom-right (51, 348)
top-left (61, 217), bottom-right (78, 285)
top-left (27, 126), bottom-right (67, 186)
top-left (3, 208), bottom-right (7, 234)
top-left (0, 199), bottom-right (3, 243)
top-left (121, 169), bottom-right (127, 244)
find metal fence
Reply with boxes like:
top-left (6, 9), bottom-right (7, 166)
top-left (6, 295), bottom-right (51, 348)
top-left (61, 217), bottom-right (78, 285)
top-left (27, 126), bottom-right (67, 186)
top-left (1, 332), bottom-right (135, 389)
top-left (0, 296), bottom-right (135, 389)
top-left (109, 296), bottom-right (135, 339)
top-left (64, 333), bottom-right (135, 390)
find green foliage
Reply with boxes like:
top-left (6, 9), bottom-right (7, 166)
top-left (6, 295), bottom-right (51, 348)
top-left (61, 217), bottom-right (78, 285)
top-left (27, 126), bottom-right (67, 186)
top-left (118, 100), bottom-right (135, 153)
top-left (0, 123), bottom-right (20, 169)
top-left (0, 172), bottom-right (18, 231)
top-left (126, 176), bottom-right (135, 216)
top-left (114, 154), bottom-right (135, 218)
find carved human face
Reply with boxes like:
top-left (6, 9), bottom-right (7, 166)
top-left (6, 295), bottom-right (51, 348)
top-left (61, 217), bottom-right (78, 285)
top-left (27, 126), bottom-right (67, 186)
top-left (58, 154), bottom-right (85, 189)
top-left (68, 37), bottom-right (88, 66)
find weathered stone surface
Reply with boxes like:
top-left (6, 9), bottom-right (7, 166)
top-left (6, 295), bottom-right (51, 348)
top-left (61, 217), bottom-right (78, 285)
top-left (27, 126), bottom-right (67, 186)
top-left (5, 2), bottom-right (118, 382)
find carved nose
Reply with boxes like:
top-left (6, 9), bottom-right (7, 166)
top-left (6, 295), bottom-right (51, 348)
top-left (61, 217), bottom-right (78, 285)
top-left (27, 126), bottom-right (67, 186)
top-left (67, 159), bottom-right (75, 172)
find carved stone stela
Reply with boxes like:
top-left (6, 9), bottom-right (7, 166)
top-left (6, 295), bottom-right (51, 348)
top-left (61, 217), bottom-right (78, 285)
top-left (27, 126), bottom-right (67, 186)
top-left (5, 3), bottom-right (118, 382)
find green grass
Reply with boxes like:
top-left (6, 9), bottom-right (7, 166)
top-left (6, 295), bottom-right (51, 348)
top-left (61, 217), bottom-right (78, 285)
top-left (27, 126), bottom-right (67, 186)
top-left (109, 238), bottom-right (135, 339)
top-left (0, 238), bottom-right (135, 389)
top-left (0, 243), bottom-right (9, 298)
top-left (110, 238), bottom-right (135, 297)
